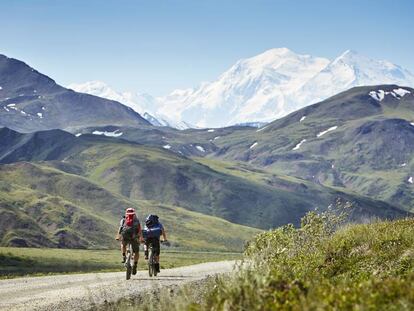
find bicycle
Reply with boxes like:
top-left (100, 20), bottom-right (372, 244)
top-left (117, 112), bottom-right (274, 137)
top-left (124, 242), bottom-right (134, 280)
top-left (147, 240), bottom-right (170, 277)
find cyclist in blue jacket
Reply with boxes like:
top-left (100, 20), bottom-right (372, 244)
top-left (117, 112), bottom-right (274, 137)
top-left (142, 214), bottom-right (168, 273)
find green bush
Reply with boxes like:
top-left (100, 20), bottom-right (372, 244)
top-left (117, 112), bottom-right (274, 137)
top-left (150, 204), bottom-right (414, 310)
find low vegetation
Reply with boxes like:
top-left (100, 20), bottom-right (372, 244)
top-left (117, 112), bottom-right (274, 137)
top-left (0, 247), bottom-right (241, 278)
top-left (128, 209), bottom-right (414, 310)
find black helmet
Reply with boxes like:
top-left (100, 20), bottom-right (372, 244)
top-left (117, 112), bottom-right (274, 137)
top-left (145, 214), bottom-right (159, 227)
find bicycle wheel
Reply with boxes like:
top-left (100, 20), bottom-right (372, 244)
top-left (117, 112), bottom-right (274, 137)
top-left (148, 248), bottom-right (154, 277)
top-left (126, 244), bottom-right (132, 280)
top-left (154, 263), bottom-right (158, 277)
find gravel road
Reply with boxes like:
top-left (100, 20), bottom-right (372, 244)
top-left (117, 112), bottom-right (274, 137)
top-left (0, 260), bottom-right (236, 311)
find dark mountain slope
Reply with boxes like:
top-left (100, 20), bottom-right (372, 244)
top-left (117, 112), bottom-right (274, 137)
top-left (0, 54), bottom-right (150, 132)
top-left (205, 85), bottom-right (414, 211)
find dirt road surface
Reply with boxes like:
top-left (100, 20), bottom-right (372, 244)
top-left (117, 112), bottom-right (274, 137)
top-left (0, 260), bottom-right (236, 311)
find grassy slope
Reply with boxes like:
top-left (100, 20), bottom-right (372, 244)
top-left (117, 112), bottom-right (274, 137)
top-left (0, 162), bottom-right (260, 251)
top-left (203, 87), bottom-right (414, 212)
top-left (137, 216), bottom-right (414, 311)
top-left (0, 247), bottom-right (241, 278)
top-left (55, 141), bottom-right (407, 230)
top-left (63, 142), bottom-right (319, 229)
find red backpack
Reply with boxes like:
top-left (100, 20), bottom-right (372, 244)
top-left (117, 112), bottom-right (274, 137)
top-left (126, 213), bottom-right (134, 227)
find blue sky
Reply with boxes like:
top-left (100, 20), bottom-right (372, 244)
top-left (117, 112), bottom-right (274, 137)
top-left (1, 0), bottom-right (413, 95)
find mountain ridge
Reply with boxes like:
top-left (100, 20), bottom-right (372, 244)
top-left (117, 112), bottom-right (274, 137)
top-left (0, 54), bottom-right (150, 133)
top-left (68, 48), bottom-right (414, 128)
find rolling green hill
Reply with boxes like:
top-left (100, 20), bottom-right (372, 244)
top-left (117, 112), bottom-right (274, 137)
top-left (0, 162), bottom-right (260, 251)
top-left (2, 127), bottom-right (407, 231)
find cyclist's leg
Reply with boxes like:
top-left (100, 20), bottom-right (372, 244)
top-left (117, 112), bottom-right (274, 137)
top-left (132, 239), bottom-right (139, 264)
top-left (131, 239), bottom-right (139, 274)
top-left (154, 238), bottom-right (161, 272)
top-left (144, 239), bottom-right (149, 259)
top-left (154, 238), bottom-right (160, 262)
top-left (121, 239), bottom-right (127, 262)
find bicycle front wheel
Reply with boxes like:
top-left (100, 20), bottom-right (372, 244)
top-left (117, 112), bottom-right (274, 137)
top-left (148, 249), bottom-right (154, 277)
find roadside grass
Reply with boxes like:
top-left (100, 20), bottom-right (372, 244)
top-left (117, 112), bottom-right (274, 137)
top-left (121, 212), bottom-right (414, 311)
top-left (0, 247), bottom-right (241, 278)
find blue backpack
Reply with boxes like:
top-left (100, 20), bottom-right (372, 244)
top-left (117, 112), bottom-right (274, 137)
top-left (143, 214), bottom-right (162, 239)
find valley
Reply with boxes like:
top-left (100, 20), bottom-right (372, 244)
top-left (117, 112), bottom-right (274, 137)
top-left (0, 53), bottom-right (413, 263)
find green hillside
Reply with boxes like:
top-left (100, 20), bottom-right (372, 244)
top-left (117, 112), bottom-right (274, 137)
top-left (55, 139), bottom-right (407, 229)
top-left (0, 162), bottom-right (259, 251)
top-left (202, 85), bottom-right (414, 212)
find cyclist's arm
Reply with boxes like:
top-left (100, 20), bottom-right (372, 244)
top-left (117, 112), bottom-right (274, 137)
top-left (161, 228), bottom-right (167, 241)
top-left (118, 217), bottom-right (125, 234)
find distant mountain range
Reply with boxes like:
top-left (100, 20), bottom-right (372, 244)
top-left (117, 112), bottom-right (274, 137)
top-left (0, 55), bottom-right (150, 133)
top-left (0, 125), bottom-right (408, 248)
top-left (1, 52), bottom-right (413, 250)
top-left (69, 48), bottom-right (414, 128)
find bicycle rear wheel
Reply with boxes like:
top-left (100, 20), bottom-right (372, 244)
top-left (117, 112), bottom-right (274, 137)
top-left (126, 244), bottom-right (132, 280)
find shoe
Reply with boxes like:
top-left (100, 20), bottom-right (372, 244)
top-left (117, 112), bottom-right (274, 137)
top-left (122, 255), bottom-right (126, 263)
top-left (132, 263), bottom-right (137, 275)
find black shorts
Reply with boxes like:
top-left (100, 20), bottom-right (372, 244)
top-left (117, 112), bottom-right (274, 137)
top-left (122, 238), bottom-right (140, 253)
top-left (145, 237), bottom-right (160, 256)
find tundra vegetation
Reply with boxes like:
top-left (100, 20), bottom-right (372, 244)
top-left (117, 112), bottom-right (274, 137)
top-left (113, 206), bottom-right (414, 311)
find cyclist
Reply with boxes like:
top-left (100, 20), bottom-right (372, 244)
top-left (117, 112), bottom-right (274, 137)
top-left (116, 208), bottom-right (143, 275)
top-left (142, 214), bottom-right (168, 273)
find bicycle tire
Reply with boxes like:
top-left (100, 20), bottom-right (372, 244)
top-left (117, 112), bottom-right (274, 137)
top-left (148, 247), bottom-right (154, 277)
top-left (126, 244), bottom-right (132, 280)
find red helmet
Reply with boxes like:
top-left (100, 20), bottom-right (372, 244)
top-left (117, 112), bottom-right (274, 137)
top-left (125, 208), bottom-right (135, 215)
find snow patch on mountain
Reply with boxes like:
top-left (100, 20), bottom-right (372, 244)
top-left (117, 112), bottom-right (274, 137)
top-left (317, 126), bottom-right (338, 137)
top-left (393, 88), bottom-right (411, 97)
top-left (292, 139), bottom-right (306, 150)
top-left (369, 88), bottom-right (411, 101)
top-left (92, 129), bottom-right (123, 137)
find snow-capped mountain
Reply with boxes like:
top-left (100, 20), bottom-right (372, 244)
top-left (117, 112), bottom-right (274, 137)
top-left (157, 48), bottom-right (330, 128)
top-left (69, 48), bottom-right (414, 129)
top-left (67, 81), bottom-right (162, 125)
top-left (294, 50), bottom-right (414, 109)
top-left (67, 81), bottom-right (193, 128)
top-left (157, 48), bottom-right (414, 128)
